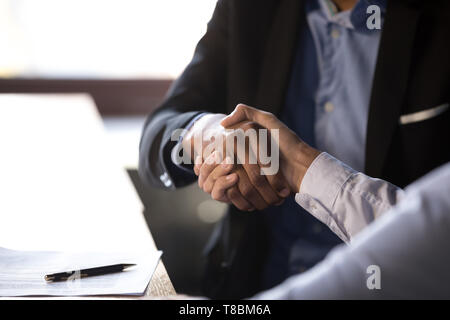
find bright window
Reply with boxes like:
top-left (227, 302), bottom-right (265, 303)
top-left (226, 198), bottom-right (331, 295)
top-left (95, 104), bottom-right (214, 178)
top-left (0, 0), bottom-right (217, 79)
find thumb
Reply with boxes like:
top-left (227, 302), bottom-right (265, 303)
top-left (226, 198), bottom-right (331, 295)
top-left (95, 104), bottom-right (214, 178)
top-left (221, 103), bottom-right (279, 131)
top-left (221, 103), bottom-right (257, 127)
top-left (220, 103), bottom-right (280, 129)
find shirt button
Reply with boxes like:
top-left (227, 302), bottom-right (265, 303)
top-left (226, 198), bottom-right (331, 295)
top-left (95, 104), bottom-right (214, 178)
top-left (159, 172), bottom-right (173, 187)
top-left (331, 29), bottom-right (340, 39)
top-left (324, 102), bottom-right (335, 113)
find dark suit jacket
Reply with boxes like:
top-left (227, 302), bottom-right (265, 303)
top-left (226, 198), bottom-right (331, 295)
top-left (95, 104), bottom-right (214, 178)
top-left (139, 0), bottom-right (450, 298)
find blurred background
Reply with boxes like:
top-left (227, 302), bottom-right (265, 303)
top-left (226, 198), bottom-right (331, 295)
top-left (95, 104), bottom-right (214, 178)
top-left (0, 0), bottom-right (226, 295)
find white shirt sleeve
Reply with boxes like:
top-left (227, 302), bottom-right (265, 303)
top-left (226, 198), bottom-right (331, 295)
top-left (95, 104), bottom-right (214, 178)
top-left (253, 163), bottom-right (450, 299)
top-left (295, 152), bottom-right (404, 242)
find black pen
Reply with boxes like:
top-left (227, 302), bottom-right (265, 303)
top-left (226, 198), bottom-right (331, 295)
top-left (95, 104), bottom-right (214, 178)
top-left (44, 263), bottom-right (136, 282)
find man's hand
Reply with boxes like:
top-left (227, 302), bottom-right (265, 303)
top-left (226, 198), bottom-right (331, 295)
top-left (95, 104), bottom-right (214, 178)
top-left (182, 114), bottom-right (227, 162)
top-left (194, 152), bottom-right (239, 203)
top-left (221, 104), bottom-right (321, 193)
top-left (182, 113), bottom-right (290, 211)
top-left (191, 103), bottom-right (321, 206)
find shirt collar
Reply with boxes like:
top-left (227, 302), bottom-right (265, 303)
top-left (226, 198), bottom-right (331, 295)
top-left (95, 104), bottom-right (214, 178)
top-left (318, 0), bottom-right (387, 30)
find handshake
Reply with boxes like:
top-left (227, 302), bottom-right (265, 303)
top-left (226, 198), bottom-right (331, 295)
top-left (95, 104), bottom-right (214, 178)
top-left (181, 104), bottom-right (321, 211)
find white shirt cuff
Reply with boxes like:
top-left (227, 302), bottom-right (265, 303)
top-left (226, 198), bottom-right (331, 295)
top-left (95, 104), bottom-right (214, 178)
top-left (295, 152), bottom-right (355, 242)
top-left (298, 152), bottom-right (355, 206)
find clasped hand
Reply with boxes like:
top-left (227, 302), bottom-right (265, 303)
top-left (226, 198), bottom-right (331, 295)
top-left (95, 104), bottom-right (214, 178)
top-left (184, 104), bottom-right (320, 211)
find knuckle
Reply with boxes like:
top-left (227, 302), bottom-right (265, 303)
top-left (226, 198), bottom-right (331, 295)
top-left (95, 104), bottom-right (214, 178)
top-left (211, 170), bottom-right (223, 181)
top-left (267, 196), bottom-right (281, 206)
top-left (242, 121), bottom-right (258, 130)
top-left (226, 187), bottom-right (240, 200)
top-left (236, 202), bottom-right (251, 211)
top-left (236, 104), bottom-right (247, 114)
top-left (240, 184), bottom-right (255, 199)
top-left (203, 181), bottom-right (213, 193)
top-left (199, 165), bottom-right (207, 177)
top-left (250, 173), bottom-right (266, 186)
top-left (272, 180), bottom-right (286, 192)
top-left (212, 189), bottom-right (228, 202)
top-left (211, 192), bottom-right (220, 201)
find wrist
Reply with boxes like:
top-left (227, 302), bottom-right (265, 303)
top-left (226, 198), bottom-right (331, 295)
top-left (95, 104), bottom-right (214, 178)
top-left (289, 142), bottom-right (321, 193)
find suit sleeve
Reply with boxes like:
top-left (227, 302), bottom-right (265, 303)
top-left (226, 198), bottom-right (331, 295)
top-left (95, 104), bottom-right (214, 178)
top-left (138, 0), bottom-right (229, 190)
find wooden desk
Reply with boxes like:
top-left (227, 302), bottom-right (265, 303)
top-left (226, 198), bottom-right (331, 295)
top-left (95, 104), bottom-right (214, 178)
top-left (0, 94), bottom-right (175, 297)
top-left (146, 261), bottom-right (175, 297)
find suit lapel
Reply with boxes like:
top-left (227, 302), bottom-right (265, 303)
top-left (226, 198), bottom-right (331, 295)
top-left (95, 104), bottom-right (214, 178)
top-left (256, 0), bottom-right (304, 114)
top-left (365, 0), bottom-right (421, 177)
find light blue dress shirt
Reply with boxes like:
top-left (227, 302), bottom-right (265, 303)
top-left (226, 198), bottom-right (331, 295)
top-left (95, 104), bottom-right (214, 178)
top-left (263, 0), bottom-right (386, 288)
top-left (308, 0), bottom-right (385, 172)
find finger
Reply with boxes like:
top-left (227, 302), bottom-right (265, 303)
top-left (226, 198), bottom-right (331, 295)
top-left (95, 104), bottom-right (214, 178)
top-left (241, 162), bottom-right (281, 205)
top-left (198, 152), bottom-right (221, 188)
top-left (193, 155), bottom-right (202, 176)
top-left (235, 168), bottom-right (269, 211)
top-left (211, 173), bottom-right (239, 202)
top-left (236, 133), bottom-right (282, 205)
top-left (221, 104), bottom-right (255, 127)
top-left (203, 158), bottom-right (234, 193)
top-left (265, 169), bottom-right (291, 198)
top-left (226, 186), bottom-right (254, 211)
top-left (244, 124), bottom-right (290, 200)
top-left (221, 104), bottom-right (278, 129)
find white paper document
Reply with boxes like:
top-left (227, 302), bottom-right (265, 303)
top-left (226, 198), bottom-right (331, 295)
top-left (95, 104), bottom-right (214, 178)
top-left (0, 247), bottom-right (162, 297)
